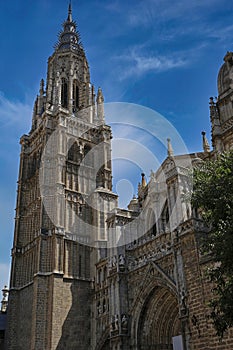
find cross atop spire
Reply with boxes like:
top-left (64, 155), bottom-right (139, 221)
top-left (67, 2), bottom-right (72, 22)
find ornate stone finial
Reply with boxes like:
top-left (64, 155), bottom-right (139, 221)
top-left (209, 96), bottom-right (215, 106)
top-left (67, 2), bottom-right (72, 22)
top-left (141, 173), bottom-right (147, 187)
top-left (1, 285), bottom-right (9, 313)
top-left (202, 131), bottom-right (210, 153)
top-left (97, 87), bottom-right (104, 104)
top-left (167, 138), bottom-right (174, 157)
top-left (209, 96), bottom-right (218, 109)
top-left (39, 79), bottom-right (45, 96)
top-left (96, 87), bottom-right (105, 121)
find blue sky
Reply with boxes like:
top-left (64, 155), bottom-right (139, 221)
top-left (1, 0), bottom-right (233, 289)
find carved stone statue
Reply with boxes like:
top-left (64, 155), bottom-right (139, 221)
top-left (115, 314), bottom-right (119, 331)
top-left (119, 254), bottom-right (125, 265)
top-left (121, 314), bottom-right (128, 331)
top-left (112, 255), bottom-right (117, 267)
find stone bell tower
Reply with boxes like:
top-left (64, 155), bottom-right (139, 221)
top-left (6, 5), bottom-right (117, 350)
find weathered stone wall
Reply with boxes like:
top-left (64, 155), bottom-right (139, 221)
top-left (6, 284), bottom-right (33, 350)
top-left (180, 231), bottom-right (210, 349)
top-left (54, 278), bottom-right (91, 350)
top-left (7, 273), bottom-right (91, 350)
top-left (178, 230), bottom-right (233, 350)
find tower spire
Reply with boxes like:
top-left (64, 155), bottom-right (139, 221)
top-left (55, 3), bottom-right (81, 52)
top-left (67, 1), bottom-right (72, 22)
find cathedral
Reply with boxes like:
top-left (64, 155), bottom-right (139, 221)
top-left (5, 4), bottom-right (233, 350)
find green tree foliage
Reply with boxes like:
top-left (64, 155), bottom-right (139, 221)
top-left (192, 151), bottom-right (233, 337)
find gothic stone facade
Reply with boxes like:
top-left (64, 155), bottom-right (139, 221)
top-left (5, 6), bottom-right (233, 350)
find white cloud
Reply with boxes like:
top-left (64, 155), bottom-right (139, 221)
top-left (128, 0), bottom-right (221, 28)
top-left (204, 23), bottom-right (233, 41)
top-left (103, 0), bottom-right (122, 13)
top-left (115, 47), bottom-right (187, 79)
top-left (124, 0), bottom-right (233, 51)
top-left (0, 92), bottom-right (32, 129)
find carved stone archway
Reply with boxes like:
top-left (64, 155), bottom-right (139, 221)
top-left (137, 285), bottom-right (181, 349)
top-left (129, 263), bottom-right (183, 350)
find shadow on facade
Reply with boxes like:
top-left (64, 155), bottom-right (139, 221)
top-left (55, 279), bottom-right (91, 350)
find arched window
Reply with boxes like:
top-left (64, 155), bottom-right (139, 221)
top-left (68, 141), bottom-right (81, 163)
top-left (61, 78), bottom-right (68, 108)
top-left (147, 208), bottom-right (157, 237)
top-left (161, 201), bottom-right (169, 232)
top-left (96, 169), bottom-right (104, 188)
top-left (84, 144), bottom-right (91, 156)
top-left (73, 81), bottom-right (79, 110)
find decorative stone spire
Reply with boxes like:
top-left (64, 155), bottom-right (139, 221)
top-left (67, 2), bottom-right (72, 22)
top-left (56, 3), bottom-right (82, 52)
top-left (167, 138), bottom-right (174, 157)
top-left (45, 5), bottom-right (91, 117)
top-left (97, 87), bottom-right (104, 104)
top-left (202, 131), bottom-right (210, 153)
top-left (141, 173), bottom-right (147, 188)
top-left (97, 87), bottom-right (104, 121)
top-left (39, 79), bottom-right (45, 96)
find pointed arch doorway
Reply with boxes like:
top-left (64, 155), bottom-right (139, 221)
top-left (137, 286), bottom-right (183, 350)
